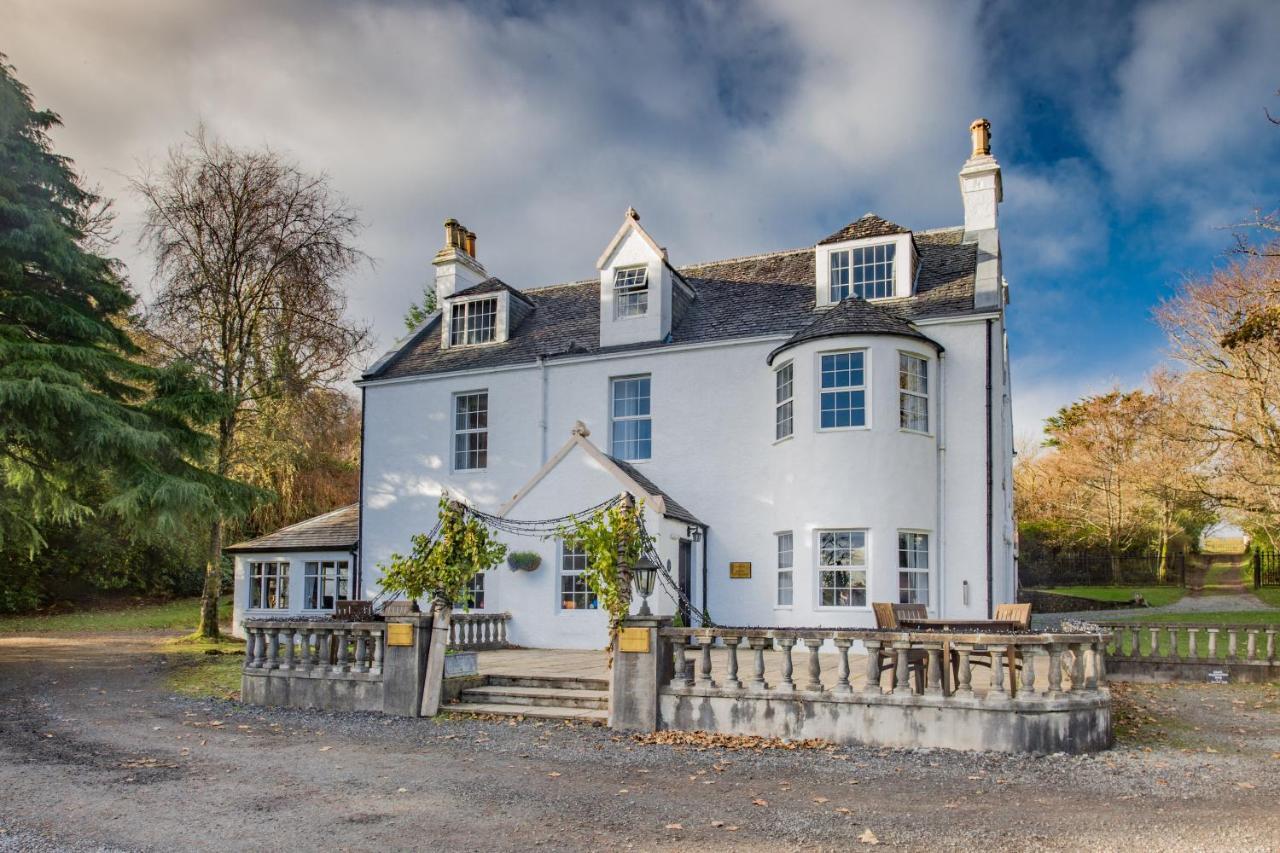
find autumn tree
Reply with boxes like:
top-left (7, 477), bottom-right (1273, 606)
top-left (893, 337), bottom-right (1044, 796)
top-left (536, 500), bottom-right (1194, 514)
top-left (134, 129), bottom-right (371, 637)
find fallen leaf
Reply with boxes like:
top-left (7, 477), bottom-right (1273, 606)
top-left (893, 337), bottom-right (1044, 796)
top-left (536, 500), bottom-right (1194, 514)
top-left (727, 826), bottom-right (740, 832)
top-left (752, 798), bottom-right (768, 807)
top-left (1237, 782), bottom-right (1256, 790)
top-left (397, 787), bottom-right (408, 793)
top-left (836, 807), bottom-right (852, 815)
top-left (665, 823), bottom-right (682, 831)
top-left (711, 820), bottom-right (725, 828)
top-left (318, 746), bottom-right (332, 752)
top-left (813, 796), bottom-right (830, 804)
top-left (547, 771), bottom-right (561, 778)
top-left (860, 829), bottom-right (879, 844)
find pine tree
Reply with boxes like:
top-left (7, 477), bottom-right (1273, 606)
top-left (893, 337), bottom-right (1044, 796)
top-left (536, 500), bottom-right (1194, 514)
top-left (0, 56), bottom-right (255, 562)
top-left (403, 283), bottom-right (437, 333)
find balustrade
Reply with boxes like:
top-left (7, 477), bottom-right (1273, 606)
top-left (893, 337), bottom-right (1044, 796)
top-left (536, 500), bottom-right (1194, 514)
top-left (1100, 621), bottom-right (1280, 670)
top-left (447, 612), bottom-right (512, 651)
top-left (243, 620), bottom-right (386, 679)
top-left (655, 627), bottom-right (1111, 704)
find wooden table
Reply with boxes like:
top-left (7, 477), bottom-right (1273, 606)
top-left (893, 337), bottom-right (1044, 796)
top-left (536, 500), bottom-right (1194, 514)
top-left (896, 619), bottom-right (1024, 696)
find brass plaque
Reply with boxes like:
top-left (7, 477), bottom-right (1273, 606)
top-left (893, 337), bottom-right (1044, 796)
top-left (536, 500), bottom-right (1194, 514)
top-left (386, 623), bottom-right (414, 647)
top-left (619, 627), bottom-right (650, 653)
top-left (729, 561), bottom-right (752, 579)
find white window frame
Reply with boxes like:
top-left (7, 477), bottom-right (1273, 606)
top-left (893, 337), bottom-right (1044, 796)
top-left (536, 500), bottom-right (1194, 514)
top-left (248, 561), bottom-right (289, 610)
top-left (452, 390), bottom-right (488, 472)
top-left (775, 531), bottom-right (794, 608)
top-left (558, 540), bottom-right (598, 611)
top-left (898, 352), bottom-right (929, 434)
top-left (897, 530), bottom-right (930, 607)
top-left (610, 374), bottom-right (652, 462)
top-left (815, 529), bottom-right (869, 609)
top-left (774, 361), bottom-right (794, 442)
top-left (302, 559), bottom-right (351, 611)
top-left (613, 265), bottom-right (649, 319)
top-left (828, 242), bottom-right (896, 301)
top-left (449, 297), bottom-right (498, 346)
top-left (816, 349), bottom-right (869, 432)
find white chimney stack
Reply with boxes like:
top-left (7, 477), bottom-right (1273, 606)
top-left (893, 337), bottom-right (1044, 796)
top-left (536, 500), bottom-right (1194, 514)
top-left (433, 218), bottom-right (487, 304)
top-left (959, 119), bottom-right (1003, 310)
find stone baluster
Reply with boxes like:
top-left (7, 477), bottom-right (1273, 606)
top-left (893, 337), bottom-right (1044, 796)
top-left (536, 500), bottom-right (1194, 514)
top-left (1068, 643), bottom-right (1085, 691)
top-left (1021, 648), bottom-right (1037, 696)
top-left (1094, 641), bottom-right (1107, 688)
top-left (1246, 630), bottom-right (1259, 661)
top-left (311, 628), bottom-right (323, 668)
top-left (370, 629), bottom-right (384, 675)
top-left (833, 638), bottom-right (853, 694)
top-left (748, 637), bottom-right (770, 692)
top-left (1167, 628), bottom-right (1179, 661)
top-left (1147, 627), bottom-right (1159, 658)
top-left (776, 638), bottom-right (797, 692)
top-left (1047, 644), bottom-right (1065, 696)
top-left (1266, 630), bottom-right (1277, 662)
top-left (1188, 628), bottom-right (1199, 660)
top-left (862, 639), bottom-right (883, 694)
top-left (924, 645), bottom-right (944, 696)
top-left (353, 629), bottom-right (369, 673)
top-left (953, 644), bottom-right (973, 695)
top-left (1206, 628), bottom-right (1219, 660)
top-left (1227, 630), bottom-right (1239, 660)
top-left (1084, 642), bottom-right (1099, 690)
top-left (670, 641), bottom-right (689, 688)
top-left (280, 627), bottom-right (296, 670)
top-left (244, 628), bottom-right (258, 668)
top-left (264, 627), bottom-right (279, 669)
top-left (332, 628), bottom-right (349, 674)
top-left (722, 636), bottom-right (743, 691)
top-left (987, 648), bottom-right (1006, 701)
top-left (890, 642), bottom-right (911, 694)
top-left (803, 637), bottom-right (824, 692)
top-left (696, 635), bottom-right (716, 687)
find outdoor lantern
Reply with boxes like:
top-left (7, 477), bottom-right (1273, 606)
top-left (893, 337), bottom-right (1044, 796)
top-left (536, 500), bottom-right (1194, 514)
top-left (632, 555), bottom-right (658, 616)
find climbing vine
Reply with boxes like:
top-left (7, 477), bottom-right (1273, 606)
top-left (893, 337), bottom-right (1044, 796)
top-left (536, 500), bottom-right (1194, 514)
top-left (378, 496), bottom-right (507, 608)
top-left (561, 496), bottom-right (651, 662)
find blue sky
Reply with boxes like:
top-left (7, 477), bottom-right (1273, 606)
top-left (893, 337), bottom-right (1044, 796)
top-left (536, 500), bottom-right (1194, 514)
top-left (5, 0), bottom-right (1279, 436)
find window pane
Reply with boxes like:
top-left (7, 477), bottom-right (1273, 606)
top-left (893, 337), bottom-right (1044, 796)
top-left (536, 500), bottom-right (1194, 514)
top-left (614, 266), bottom-right (649, 318)
top-left (454, 392), bottom-right (489, 470)
top-left (610, 376), bottom-right (651, 461)
top-left (818, 530), bottom-right (866, 607)
top-left (850, 243), bottom-right (895, 300)
top-left (829, 250), bottom-right (850, 302)
top-left (560, 541), bottom-right (598, 609)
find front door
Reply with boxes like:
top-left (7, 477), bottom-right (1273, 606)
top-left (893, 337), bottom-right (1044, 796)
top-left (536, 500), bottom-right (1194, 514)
top-left (677, 539), bottom-right (692, 626)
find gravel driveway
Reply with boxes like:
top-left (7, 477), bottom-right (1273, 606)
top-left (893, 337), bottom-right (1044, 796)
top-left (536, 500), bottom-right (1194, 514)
top-left (1, 632), bottom-right (1278, 851)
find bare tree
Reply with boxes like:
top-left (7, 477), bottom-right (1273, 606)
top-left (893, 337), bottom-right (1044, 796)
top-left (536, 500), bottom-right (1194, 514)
top-left (134, 127), bottom-right (371, 637)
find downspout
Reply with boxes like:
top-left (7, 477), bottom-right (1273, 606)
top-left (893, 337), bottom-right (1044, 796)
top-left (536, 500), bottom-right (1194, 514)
top-left (538, 355), bottom-right (549, 464)
top-left (935, 351), bottom-right (947, 616)
top-left (357, 384), bottom-right (367, 599)
top-left (985, 319), bottom-right (994, 618)
top-left (701, 525), bottom-right (709, 625)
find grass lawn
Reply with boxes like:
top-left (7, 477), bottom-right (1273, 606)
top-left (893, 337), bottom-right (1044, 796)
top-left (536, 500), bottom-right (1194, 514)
top-left (0, 597), bottom-right (231, 634)
top-left (1043, 586), bottom-right (1186, 607)
top-left (161, 634), bottom-right (244, 700)
top-left (1108, 609), bottom-right (1280, 626)
top-left (1253, 587), bottom-right (1280, 608)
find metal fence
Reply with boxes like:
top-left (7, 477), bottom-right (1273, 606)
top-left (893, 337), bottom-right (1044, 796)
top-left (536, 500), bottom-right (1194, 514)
top-left (1018, 550), bottom-right (1186, 589)
top-left (1255, 551), bottom-right (1280, 588)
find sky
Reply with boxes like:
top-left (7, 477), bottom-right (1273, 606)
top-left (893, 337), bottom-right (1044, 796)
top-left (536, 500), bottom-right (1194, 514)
top-left (5, 0), bottom-right (1279, 438)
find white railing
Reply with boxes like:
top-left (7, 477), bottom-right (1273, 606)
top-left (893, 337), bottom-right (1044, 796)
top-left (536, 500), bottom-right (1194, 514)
top-left (1101, 622), bottom-right (1278, 664)
top-left (448, 612), bottom-right (511, 650)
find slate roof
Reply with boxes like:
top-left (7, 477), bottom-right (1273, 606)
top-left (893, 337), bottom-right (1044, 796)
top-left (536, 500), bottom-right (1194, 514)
top-left (367, 223), bottom-right (979, 382)
top-left (608, 457), bottom-right (703, 526)
top-left (224, 504), bottom-right (359, 553)
top-left (453, 277), bottom-right (536, 307)
top-left (817, 213), bottom-right (911, 246)
top-left (766, 298), bottom-right (942, 365)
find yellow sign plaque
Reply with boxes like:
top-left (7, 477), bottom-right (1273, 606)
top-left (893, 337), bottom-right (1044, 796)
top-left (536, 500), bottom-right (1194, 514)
top-left (729, 561), bottom-right (752, 579)
top-left (619, 627), bottom-right (650, 653)
top-left (386, 623), bottom-right (414, 647)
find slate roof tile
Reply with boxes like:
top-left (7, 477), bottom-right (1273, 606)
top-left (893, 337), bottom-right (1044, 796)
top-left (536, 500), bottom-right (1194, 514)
top-left (816, 213), bottom-right (911, 245)
top-left (224, 504), bottom-right (359, 553)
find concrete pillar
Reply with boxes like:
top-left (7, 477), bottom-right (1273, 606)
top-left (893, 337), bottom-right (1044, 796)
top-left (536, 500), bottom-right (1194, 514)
top-left (609, 615), bottom-right (673, 732)
top-left (381, 613), bottom-right (432, 717)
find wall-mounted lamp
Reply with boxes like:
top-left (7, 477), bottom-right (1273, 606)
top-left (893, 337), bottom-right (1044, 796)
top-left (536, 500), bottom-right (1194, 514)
top-left (686, 525), bottom-right (702, 542)
top-left (962, 580), bottom-right (971, 606)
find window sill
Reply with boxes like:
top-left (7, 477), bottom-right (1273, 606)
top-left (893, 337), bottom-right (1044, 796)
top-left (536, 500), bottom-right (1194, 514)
top-left (612, 457), bottom-right (651, 465)
top-left (815, 425), bottom-right (871, 434)
top-left (558, 608), bottom-right (603, 615)
top-left (773, 605), bottom-right (793, 611)
top-left (772, 434), bottom-right (794, 446)
top-left (813, 605), bottom-right (872, 612)
top-left (898, 428), bottom-right (933, 437)
top-left (450, 468), bottom-right (488, 476)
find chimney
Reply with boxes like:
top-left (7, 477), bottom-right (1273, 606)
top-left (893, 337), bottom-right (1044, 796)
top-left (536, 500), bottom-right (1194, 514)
top-left (958, 119), bottom-right (1003, 310)
top-left (433, 218), bottom-right (486, 303)
top-left (959, 118), bottom-right (1002, 236)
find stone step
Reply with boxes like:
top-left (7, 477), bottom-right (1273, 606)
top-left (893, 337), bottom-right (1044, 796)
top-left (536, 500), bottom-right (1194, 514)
top-left (486, 674), bottom-right (609, 692)
top-left (446, 701), bottom-right (608, 724)
top-left (460, 684), bottom-right (609, 710)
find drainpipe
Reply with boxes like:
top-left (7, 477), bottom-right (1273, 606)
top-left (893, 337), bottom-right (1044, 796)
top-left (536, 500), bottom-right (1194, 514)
top-left (701, 525), bottom-right (709, 625)
top-left (538, 354), bottom-right (549, 464)
top-left (935, 351), bottom-right (947, 616)
top-left (357, 384), bottom-right (367, 598)
top-left (985, 319), bottom-right (994, 618)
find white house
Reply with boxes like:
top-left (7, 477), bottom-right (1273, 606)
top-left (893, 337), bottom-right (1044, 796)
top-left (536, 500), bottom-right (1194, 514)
top-left (229, 119), bottom-right (1017, 648)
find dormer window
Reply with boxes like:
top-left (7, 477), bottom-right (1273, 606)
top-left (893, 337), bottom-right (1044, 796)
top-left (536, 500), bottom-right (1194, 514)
top-left (613, 266), bottom-right (649, 318)
top-left (449, 298), bottom-right (497, 346)
top-left (829, 243), bottom-right (896, 302)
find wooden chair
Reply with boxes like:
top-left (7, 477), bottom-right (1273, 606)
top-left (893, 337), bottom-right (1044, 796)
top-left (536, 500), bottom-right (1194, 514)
top-left (871, 602), bottom-right (926, 692)
top-left (994, 602), bottom-right (1032, 629)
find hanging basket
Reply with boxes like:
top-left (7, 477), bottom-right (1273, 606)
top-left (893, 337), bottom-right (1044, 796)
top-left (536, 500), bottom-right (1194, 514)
top-left (507, 551), bottom-right (542, 572)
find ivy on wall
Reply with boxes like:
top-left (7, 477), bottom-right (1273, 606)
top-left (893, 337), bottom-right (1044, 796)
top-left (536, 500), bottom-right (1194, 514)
top-left (377, 496), bottom-right (507, 607)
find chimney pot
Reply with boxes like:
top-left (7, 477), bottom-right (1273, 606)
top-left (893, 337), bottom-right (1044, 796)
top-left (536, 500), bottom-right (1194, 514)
top-left (969, 118), bottom-right (992, 157)
top-left (465, 230), bottom-right (476, 258)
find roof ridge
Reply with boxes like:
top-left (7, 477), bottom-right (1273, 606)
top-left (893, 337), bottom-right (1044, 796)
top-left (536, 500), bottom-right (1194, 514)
top-left (914, 224), bottom-right (965, 235)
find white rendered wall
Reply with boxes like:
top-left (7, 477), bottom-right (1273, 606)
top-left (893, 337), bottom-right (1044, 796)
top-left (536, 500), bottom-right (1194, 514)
top-left (597, 229), bottom-right (673, 348)
top-left (359, 320), bottom-right (1011, 648)
top-left (230, 549), bottom-right (355, 638)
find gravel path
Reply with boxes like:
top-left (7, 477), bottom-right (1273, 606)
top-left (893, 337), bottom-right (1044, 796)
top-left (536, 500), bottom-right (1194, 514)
top-left (1, 632), bottom-right (1279, 851)
top-left (1034, 591), bottom-right (1277, 628)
